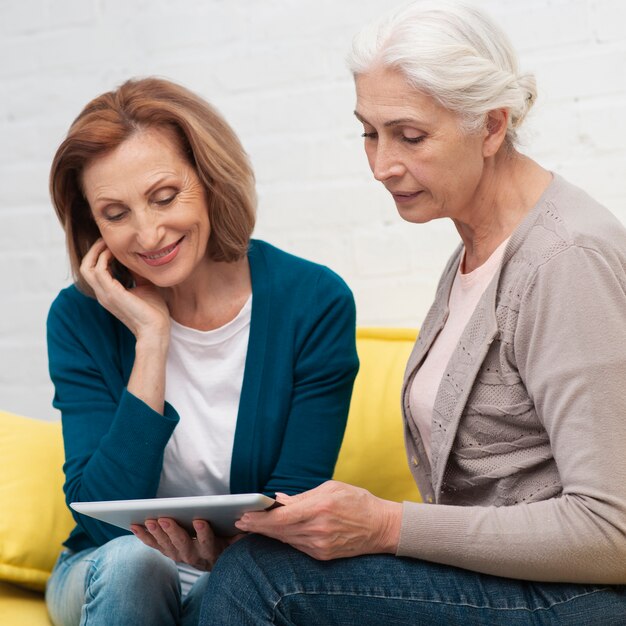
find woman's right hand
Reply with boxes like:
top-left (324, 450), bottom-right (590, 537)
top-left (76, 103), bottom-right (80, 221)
top-left (81, 239), bottom-right (170, 413)
top-left (80, 239), bottom-right (170, 343)
top-left (234, 481), bottom-right (402, 561)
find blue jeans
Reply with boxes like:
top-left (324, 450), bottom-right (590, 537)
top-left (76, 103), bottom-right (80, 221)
top-left (45, 535), bottom-right (207, 626)
top-left (199, 535), bottom-right (626, 625)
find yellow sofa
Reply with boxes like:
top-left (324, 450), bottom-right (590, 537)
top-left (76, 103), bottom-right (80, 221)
top-left (0, 327), bottom-right (420, 625)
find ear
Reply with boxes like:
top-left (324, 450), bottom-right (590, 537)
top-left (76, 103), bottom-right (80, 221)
top-left (482, 108), bottom-right (509, 157)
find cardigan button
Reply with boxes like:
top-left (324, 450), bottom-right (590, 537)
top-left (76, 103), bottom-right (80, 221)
top-left (411, 456), bottom-right (419, 467)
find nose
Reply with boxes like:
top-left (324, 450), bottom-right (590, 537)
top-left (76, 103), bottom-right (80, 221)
top-left (133, 209), bottom-right (165, 251)
top-left (370, 140), bottom-right (404, 183)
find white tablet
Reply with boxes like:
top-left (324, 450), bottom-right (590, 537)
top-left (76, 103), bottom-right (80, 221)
top-left (70, 493), bottom-right (277, 537)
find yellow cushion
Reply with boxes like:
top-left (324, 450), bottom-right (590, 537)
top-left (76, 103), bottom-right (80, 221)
top-left (334, 328), bottom-right (421, 503)
top-left (0, 581), bottom-right (51, 625)
top-left (0, 411), bottom-right (74, 592)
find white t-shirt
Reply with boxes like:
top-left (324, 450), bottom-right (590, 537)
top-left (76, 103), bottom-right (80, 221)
top-left (409, 239), bottom-right (509, 461)
top-left (156, 296), bottom-right (252, 499)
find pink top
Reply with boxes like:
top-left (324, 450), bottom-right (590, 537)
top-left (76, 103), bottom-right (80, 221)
top-left (409, 237), bottom-right (510, 460)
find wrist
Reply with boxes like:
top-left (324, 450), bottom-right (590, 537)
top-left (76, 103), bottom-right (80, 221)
top-left (135, 330), bottom-right (170, 356)
top-left (127, 340), bottom-right (168, 414)
top-left (377, 500), bottom-right (403, 554)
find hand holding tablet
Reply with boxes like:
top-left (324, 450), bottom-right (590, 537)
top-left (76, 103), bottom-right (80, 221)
top-left (71, 493), bottom-right (278, 537)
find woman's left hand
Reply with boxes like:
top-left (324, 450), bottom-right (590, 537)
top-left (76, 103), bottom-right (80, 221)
top-left (235, 480), bottom-right (403, 560)
top-left (131, 518), bottom-right (243, 571)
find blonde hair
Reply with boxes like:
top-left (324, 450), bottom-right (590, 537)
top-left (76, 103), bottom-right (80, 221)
top-left (348, 1), bottom-right (536, 145)
top-left (50, 77), bottom-right (256, 293)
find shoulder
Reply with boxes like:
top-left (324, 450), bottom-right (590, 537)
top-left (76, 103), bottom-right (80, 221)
top-left (249, 239), bottom-right (354, 300)
top-left (48, 284), bottom-right (93, 325)
top-left (48, 284), bottom-right (109, 328)
top-left (545, 175), bottom-right (625, 249)
top-left (47, 284), bottom-right (125, 349)
top-left (523, 176), bottom-right (623, 256)
top-left (504, 175), bottom-right (626, 285)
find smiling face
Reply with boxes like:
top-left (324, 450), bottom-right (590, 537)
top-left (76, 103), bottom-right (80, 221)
top-left (355, 66), bottom-right (491, 225)
top-left (81, 127), bottom-right (211, 288)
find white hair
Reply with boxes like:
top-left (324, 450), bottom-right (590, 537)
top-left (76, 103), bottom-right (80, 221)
top-left (347, 1), bottom-right (536, 146)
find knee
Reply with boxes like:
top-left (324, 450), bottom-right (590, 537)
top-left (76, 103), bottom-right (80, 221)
top-left (202, 536), bottom-right (329, 625)
top-left (209, 534), bottom-right (311, 599)
top-left (79, 536), bottom-right (182, 624)
top-left (212, 535), bottom-right (277, 581)
top-left (199, 536), bottom-right (283, 624)
top-left (94, 535), bottom-right (179, 588)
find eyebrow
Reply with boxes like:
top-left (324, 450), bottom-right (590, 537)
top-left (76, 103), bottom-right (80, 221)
top-left (144, 175), bottom-right (175, 197)
top-left (353, 111), bottom-right (420, 128)
top-left (91, 175), bottom-right (175, 207)
top-left (90, 194), bottom-right (122, 208)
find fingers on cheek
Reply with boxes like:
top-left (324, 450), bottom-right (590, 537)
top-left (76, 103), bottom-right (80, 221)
top-left (79, 260), bottom-right (95, 283)
top-left (80, 259), bottom-right (106, 292)
top-left (100, 246), bottom-right (113, 261)
top-left (82, 240), bottom-right (106, 268)
top-left (95, 251), bottom-right (114, 274)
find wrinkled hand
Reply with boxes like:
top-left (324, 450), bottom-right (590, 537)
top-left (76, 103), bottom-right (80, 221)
top-left (131, 518), bottom-right (244, 571)
top-left (235, 481), bottom-right (402, 561)
top-left (80, 239), bottom-right (170, 340)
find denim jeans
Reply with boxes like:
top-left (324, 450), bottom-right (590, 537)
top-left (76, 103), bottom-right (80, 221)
top-left (199, 535), bottom-right (626, 626)
top-left (45, 535), bottom-right (207, 626)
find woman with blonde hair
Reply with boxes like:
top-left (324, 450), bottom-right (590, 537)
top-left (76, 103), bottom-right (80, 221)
top-left (45, 77), bottom-right (358, 625)
top-left (198, 3), bottom-right (626, 624)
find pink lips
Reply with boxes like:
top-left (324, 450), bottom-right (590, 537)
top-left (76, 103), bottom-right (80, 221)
top-left (391, 191), bottom-right (422, 204)
top-left (138, 237), bottom-right (184, 267)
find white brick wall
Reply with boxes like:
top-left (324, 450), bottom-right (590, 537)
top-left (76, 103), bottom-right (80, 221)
top-left (1, 0), bottom-right (625, 420)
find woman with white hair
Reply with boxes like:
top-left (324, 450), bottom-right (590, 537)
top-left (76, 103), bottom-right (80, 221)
top-left (194, 2), bottom-right (626, 623)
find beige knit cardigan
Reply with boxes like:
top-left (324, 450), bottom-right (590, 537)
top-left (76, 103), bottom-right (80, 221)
top-left (398, 174), bottom-right (626, 584)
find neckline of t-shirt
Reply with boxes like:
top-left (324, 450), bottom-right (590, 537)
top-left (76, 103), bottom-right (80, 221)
top-left (458, 236), bottom-right (510, 289)
top-left (169, 295), bottom-right (252, 345)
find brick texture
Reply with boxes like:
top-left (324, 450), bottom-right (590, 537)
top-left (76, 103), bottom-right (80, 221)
top-left (1, 0), bottom-right (624, 419)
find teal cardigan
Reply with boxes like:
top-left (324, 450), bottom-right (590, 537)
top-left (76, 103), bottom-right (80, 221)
top-left (47, 240), bottom-right (359, 552)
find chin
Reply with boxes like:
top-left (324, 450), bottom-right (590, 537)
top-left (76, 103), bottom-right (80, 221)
top-left (396, 206), bottom-right (433, 225)
top-left (130, 267), bottom-right (183, 289)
